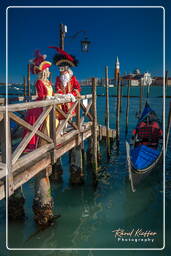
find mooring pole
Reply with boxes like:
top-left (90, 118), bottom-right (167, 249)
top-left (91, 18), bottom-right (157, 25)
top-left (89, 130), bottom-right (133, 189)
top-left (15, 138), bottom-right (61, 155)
top-left (120, 78), bottom-right (123, 113)
top-left (125, 79), bottom-right (131, 136)
top-left (92, 77), bottom-right (98, 173)
top-left (33, 168), bottom-right (55, 226)
top-left (116, 73), bottom-right (121, 146)
top-left (105, 66), bottom-right (110, 158)
top-left (70, 99), bottom-right (84, 185)
top-left (139, 78), bottom-right (143, 114)
top-left (23, 76), bottom-right (27, 98)
top-left (8, 187), bottom-right (25, 220)
top-left (27, 63), bottom-right (31, 99)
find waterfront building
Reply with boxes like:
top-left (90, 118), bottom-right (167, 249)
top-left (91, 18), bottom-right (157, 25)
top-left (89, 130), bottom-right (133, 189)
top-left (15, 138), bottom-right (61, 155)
top-left (122, 69), bottom-right (153, 86)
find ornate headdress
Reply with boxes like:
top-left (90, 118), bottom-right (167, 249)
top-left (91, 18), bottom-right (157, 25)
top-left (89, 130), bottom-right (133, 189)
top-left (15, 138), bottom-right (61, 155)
top-left (48, 46), bottom-right (79, 67)
top-left (30, 50), bottom-right (52, 74)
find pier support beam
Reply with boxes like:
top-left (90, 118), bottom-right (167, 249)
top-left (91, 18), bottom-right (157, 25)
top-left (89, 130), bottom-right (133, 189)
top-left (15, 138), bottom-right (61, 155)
top-left (50, 158), bottom-right (63, 182)
top-left (70, 146), bottom-right (84, 185)
top-left (33, 168), bottom-right (54, 226)
top-left (8, 187), bottom-right (25, 220)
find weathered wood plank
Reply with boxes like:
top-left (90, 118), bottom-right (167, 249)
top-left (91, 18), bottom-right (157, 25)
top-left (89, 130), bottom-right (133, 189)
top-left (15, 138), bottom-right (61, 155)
top-left (55, 105), bottom-right (78, 131)
top-left (80, 100), bottom-right (92, 126)
top-left (12, 106), bottom-right (52, 165)
top-left (0, 98), bottom-right (5, 105)
top-left (99, 126), bottom-right (116, 139)
top-left (0, 113), bottom-right (3, 122)
top-left (0, 95), bottom-right (92, 112)
top-left (9, 112), bottom-right (53, 143)
top-left (0, 163), bottom-right (6, 179)
top-left (0, 126), bottom-right (92, 200)
top-left (12, 143), bottom-right (54, 173)
top-left (0, 115), bottom-right (6, 163)
top-left (0, 180), bottom-right (5, 200)
top-left (54, 127), bottom-right (92, 161)
top-left (50, 105), bottom-right (57, 163)
top-left (12, 122), bottom-right (93, 174)
top-left (14, 153), bottom-right (52, 193)
top-left (80, 101), bottom-right (93, 121)
top-left (56, 101), bottom-right (78, 135)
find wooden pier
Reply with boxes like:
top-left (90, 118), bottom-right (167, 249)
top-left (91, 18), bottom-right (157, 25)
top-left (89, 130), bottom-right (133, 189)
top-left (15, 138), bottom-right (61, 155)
top-left (0, 92), bottom-right (116, 202)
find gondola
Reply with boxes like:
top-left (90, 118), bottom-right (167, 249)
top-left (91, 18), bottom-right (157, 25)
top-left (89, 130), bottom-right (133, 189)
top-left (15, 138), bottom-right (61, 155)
top-left (126, 102), bottom-right (163, 192)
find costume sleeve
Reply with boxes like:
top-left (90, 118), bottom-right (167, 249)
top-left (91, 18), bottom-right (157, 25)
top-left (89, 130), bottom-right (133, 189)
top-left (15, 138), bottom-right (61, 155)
top-left (35, 80), bottom-right (47, 100)
top-left (71, 76), bottom-right (81, 97)
top-left (55, 77), bottom-right (63, 94)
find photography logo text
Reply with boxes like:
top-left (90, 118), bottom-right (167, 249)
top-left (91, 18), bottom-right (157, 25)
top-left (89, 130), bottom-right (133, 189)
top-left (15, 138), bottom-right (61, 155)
top-left (112, 228), bottom-right (157, 243)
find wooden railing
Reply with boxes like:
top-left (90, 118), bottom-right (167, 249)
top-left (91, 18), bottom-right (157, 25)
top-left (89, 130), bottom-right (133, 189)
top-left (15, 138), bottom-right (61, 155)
top-left (0, 94), bottom-right (93, 198)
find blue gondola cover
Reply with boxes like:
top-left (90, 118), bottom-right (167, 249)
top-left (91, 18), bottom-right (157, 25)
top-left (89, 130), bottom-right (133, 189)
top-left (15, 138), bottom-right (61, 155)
top-left (131, 145), bottom-right (160, 170)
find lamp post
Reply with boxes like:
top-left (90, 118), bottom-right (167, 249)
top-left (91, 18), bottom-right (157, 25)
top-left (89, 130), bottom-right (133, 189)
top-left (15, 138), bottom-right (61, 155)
top-left (59, 24), bottom-right (67, 50)
top-left (59, 24), bottom-right (91, 52)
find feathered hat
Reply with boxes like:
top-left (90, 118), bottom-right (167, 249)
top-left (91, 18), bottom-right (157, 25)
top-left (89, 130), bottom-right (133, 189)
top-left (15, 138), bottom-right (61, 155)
top-left (29, 50), bottom-right (52, 74)
top-left (48, 46), bottom-right (79, 67)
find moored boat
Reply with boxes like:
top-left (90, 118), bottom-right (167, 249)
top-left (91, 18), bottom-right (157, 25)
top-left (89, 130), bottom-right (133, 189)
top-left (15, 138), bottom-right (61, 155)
top-left (126, 102), bottom-right (163, 191)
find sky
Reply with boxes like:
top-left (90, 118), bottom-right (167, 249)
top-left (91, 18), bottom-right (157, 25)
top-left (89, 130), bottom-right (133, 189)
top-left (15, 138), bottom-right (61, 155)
top-left (0, 0), bottom-right (171, 83)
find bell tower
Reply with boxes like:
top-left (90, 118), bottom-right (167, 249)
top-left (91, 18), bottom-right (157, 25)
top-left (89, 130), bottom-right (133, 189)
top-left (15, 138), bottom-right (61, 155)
top-left (115, 56), bottom-right (120, 85)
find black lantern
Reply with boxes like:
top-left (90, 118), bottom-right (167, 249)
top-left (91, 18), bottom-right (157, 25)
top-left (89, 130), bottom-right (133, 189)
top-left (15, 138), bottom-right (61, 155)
top-left (81, 37), bottom-right (91, 52)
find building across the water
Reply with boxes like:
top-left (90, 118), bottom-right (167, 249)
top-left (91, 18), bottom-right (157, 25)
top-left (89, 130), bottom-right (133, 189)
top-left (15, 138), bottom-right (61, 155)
top-left (122, 69), bottom-right (153, 86)
top-left (152, 77), bottom-right (171, 86)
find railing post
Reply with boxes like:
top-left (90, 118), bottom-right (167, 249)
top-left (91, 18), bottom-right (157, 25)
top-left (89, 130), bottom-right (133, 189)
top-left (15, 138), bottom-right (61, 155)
top-left (70, 98), bottom-right (84, 185)
top-left (6, 113), bottom-right (13, 197)
top-left (77, 99), bottom-right (81, 130)
top-left (105, 66), bottom-right (110, 158)
top-left (50, 105), bottom-right (57, 164)
top-left (50, 104), bottom-right (63, 182)
top-left (0, 113), bottom-right (14, 196)
top-left (0, 112), bottom-right (25, 220)
top-left (23, 76), bottom-right (27, 98)
top-left (92, 77), bottom-right (98, 173)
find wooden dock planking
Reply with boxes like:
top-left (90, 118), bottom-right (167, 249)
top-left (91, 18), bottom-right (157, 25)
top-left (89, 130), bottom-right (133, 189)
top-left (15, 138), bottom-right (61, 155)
top-left (0, 122), bottom-right (92, 200)
top-left (99, 125), bottom-right (116, 139)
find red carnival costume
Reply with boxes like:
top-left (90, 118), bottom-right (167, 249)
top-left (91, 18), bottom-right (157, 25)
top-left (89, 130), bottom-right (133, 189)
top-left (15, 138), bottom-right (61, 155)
top-left (49, 46), bottom-right (81, 120)
top-left (23, 51), bottom-right (53, 152)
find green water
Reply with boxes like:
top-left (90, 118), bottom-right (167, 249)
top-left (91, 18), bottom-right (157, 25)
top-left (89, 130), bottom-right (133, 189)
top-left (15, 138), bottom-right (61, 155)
top-left (0, 86), bottom-right (171, 255)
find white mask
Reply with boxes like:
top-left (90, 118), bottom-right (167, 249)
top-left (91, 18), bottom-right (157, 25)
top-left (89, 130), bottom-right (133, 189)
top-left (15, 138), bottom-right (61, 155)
top-left (60, 72), bottom-right (71, 87)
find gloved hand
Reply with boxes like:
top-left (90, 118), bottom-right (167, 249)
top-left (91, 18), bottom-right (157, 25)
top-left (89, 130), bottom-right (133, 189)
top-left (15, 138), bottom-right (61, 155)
top-left (67, 93), bottom-right (76, 102)
top-left (46, 96), bottom-right (55, 100)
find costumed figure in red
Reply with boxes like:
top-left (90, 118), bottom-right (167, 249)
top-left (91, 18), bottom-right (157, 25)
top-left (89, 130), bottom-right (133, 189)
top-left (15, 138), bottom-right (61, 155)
top-left (49, 47), bottom-right (81, 122)
top-left (23, 50), bottom-right (55, 152)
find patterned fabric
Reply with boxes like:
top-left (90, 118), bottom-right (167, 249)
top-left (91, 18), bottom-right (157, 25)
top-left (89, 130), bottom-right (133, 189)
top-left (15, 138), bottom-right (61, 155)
top-left (23, 80), bottom-right (57, 152)
top-left (55, 75), bottom-right (81, 120)
top-left (136, 121), bottom-right (162, 145)
top-left (137, 126), bottom-right (153, 140)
